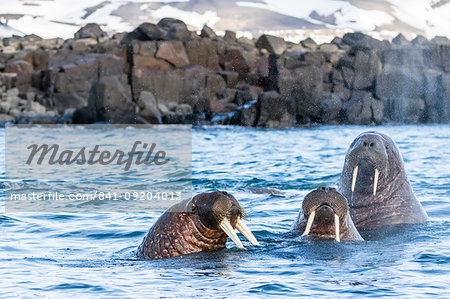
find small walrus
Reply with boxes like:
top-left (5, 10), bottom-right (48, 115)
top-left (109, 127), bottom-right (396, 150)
top-left (291, 187), bottom-right (362, 241)
top-left (339, 131), bottom-right (428, 231)
top-left (137, 191), bottom-right (259, 259)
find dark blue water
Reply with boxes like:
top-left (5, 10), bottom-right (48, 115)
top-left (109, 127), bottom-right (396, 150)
top-left (1, 125), bottom-right (449, 297)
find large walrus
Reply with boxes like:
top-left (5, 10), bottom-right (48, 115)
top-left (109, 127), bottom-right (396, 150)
top-left (291, 187), bottom-right (362, 241)
top-left (339, 131), bottom-right (428, 231)
top-left (137, 191), bottom-right (259, 259)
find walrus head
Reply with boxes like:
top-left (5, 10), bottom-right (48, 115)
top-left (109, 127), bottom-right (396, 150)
top-left (187, 191), bottom-right (260, 249)
top-left (341, 131), bottom-right (404, 201)
top-left (300, 187), bottom-right (349, 242)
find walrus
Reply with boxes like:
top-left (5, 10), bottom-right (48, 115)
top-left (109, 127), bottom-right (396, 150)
top-left (339, 131), bottom-right (428, 231)
top-left (137, 191), bottom-right (259, 259)
top-left (291, 187), bottom-right (363, 241)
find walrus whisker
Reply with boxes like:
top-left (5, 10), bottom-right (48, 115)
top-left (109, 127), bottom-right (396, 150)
top-left (334, 214), bottom-right (340, 242)
top-left (373, 168), bottom-right (379, 196)
top-left (351, 166), bottom-right (358, 192)
top-left (302, 210), bottom-right (316, 237)
top-left (219, 219), bottom-right (245, 249)
top-left (235, 218), bottom-right (260, 246)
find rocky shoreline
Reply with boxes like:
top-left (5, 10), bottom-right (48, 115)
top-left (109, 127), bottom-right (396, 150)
top-left (0, 19), bottom-right (449, 127)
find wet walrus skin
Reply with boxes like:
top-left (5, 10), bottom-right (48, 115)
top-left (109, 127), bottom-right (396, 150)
top-left (137, 191), bottom-right (259, 259)
top-left (291, 187), bottom-right (363, 241)
top-left (339, 131), bottom-right (428, 231)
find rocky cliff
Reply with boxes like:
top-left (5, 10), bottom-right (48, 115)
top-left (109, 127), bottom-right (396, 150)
top-left (0, 20), bottom-right (449, 127)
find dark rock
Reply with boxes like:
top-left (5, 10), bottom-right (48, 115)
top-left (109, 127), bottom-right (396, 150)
top-left (256, 91), bottom-right (296, 128)
top-left (200, 25), bottom-right (216, 38)
top-left (320, 95), bottom-right (343, 123)
top-left (224, 47), bottom-right (250, 74)
top-left (74, 23), bottom-right (106, 40)
top-left (411, 35), bottom-right (429, 45)
top-left (256, 34), bottom-right (287, 55)
top-left (376, 65), bottom-right (424, 100)
top-left (72, 106), bottom-right (97, 123)
top-left (132, 41), bottom-right (172, 70)
top-left (383, 47), bottom-right (424, 67)
top-left (185, 38), bottom-right (220, 71)
top-left (201, 73), bottom-right (226, 99)
top-left (342, 32), bottom-right (383, 52)
top-left (301, 51), bottom-right (325, 67)
top-left (353, 50), bottom-right (381, 89)
top-left (166, 23), bottom-right (192, 42)
top-left (392, 33), bottom-right (409, 46)
top-left (279, 65), bottom-right (323, 120)
top-left (341, 66), bottom-right (354, 89)
top-left (382, 97), bottom-right (425, 123)
top-left (4, 60), bottom-right (33, 91)
top-left (224, 30), bottom-right (236, 42)
top-left (233, 88), bottom-right (254, 106)
top-left (132, 66), bottom-right (207, 105)
top-left (423, 70), bottom-right (442, 122)
top-left (137, 91), bottom-right (162, 124)
top-left (441, 73), bottom-right (450, 122)
top-left (120, 29), bottom-right (150, 45)
top-left (341, 91), bottom-right (383, 124)
top-left (423, 44), bottom-right (450, 72)
top-left (137, 23), bottom-right (165, 41)
top-left (87, 76), bottom-right (136, 123)
top-left (300, 38), bottom-right (317, 50)
top-left (157, 18), bottom-right (186, 31)
top-left (156, 41), bottom-right (190, 67)
top-left (431, 36), bottom-right (450, 45)
top-left (218, 71), bottom-right (239, 88)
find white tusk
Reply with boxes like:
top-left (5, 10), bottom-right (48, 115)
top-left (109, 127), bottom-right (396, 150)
top-left (302, 210), bottom-right (316, 237)
top-left (373, 168), bottom-right (379, 196)
top-left (219, 218), bottom-right (245, 249)
top-left (235, 218), bottom-right (260, 246)
top-left (351, 166), bottom-right (358, 192)
top-left (334, 214), bottom-right (340, 242)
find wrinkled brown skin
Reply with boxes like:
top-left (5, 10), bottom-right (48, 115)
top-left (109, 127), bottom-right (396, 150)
top-left (137, 191), bottom-right (243, 260)
top-left (339, 131), bottom-right (428, 231)
top-left (291, 187), bottom-right (363, 241)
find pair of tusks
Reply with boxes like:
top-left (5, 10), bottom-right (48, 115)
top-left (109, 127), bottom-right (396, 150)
top-left (301, 210), bottom-right (341, 242)
top-left (219, 218), bottom-right (260, 249)
top-left (351, 166), bottom-right (379, 196)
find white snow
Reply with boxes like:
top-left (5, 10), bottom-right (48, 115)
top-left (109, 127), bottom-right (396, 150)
top-left (141, 5), bottom-right (220, 29)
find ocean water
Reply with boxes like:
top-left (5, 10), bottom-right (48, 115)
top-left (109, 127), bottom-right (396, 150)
top-left (1, 125), bottom-right (449, 297)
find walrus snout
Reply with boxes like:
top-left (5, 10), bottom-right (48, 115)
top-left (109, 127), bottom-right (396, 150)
top-left (346, 133), bottom-right (389, 196)
top-left (194, 191), bottom-right (260, 249)
top-left (300, 188), bottom-right (349, 242)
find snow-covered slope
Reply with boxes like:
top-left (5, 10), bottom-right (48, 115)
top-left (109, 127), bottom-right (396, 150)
top-left (0, 0), bottom-right (449, 42)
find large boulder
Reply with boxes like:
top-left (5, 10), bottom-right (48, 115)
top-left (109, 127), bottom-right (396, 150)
top-left (137, 91), bottom-right (162, 124)
top-left (352, 50), bottom-right (382, 90)
top-left (256, 91), bottom-right (296, 128)
top-left (341, 91), bottom-right (383, 124)
top-left (185, 38), bottom-right (220, 71)
top-left (132, 41), bottom-right (171, 70)
top-left (279, 65), bottom-right (323, 121)
top-left (46, 53), bottom-right (126, 113)
top-left (87, 75), bottom-right (136, 123)
top-left (74, 23), bottom-right (106, 40)
top-left (255, 34), bottom-right (287, 55)
top-left (155, 41), bottom-right (190, 67)
top-left (137, 23), bottom-right (166, 41)
top-left (342, 32), bottom-right (383, 52)
top-left (224, 47), bottom-right (250, 74)
top-left (376, 65), bottom-right (424, 100)
top-left (132, 66), bottom-right (208, 105)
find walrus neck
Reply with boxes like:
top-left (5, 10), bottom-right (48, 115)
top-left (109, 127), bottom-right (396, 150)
top-left (189, 213), bottom-right (227, 242)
